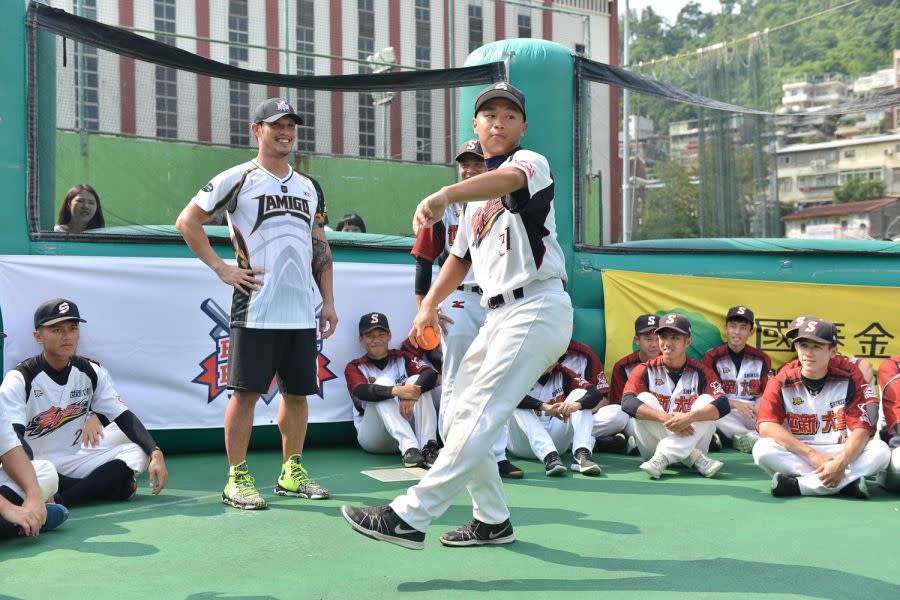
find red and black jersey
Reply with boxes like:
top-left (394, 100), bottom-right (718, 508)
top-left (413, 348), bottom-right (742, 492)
top-left (527, 364), bottom-right (594, 405)
top-left (610, 351), bottom-right (643, 405)
top-left (623, 356), bottom-right (726, 414)
top-left (344, 350), bottom-right (431, 415)
top-left (561, 340), bottom-right (609, 395)
top-left (878, 355), bottom-right (900, 432)
top-left (757, 361), bottom-right (876, 444)
top-left (702, 344), bottom-right (772, 401)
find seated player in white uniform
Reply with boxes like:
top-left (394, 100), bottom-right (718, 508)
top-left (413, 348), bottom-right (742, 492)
top-left (0, 299), bottom-right (168, 507)
top-left (0, 328), bottom-right (68, 540)
top-left (876, 355), bottom-right (900, 492)
top-left (344, 313), bottom-right (440, 468)
top-left (602, 314), bottom-right (661, 454)
top-left (755, 318), bottom-right (890, 498)
top-left (621, 313), bottom-right (729, 479)
top-left (401, 337), bottom-right (443, 414)
top-left (701, 306), bottom-right (772, 454)
top-left (506, 360), bottom-right (604, 476)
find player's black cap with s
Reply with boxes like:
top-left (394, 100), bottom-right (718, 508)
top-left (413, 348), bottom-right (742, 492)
top-left (474, 82), bottom-right (526, 119)
top-left (359, 312), bottom-right (390, 335)
top-left (455, 140), bottom-right (484, 163)
top-left (253, 98), bottom-right (303, 125)
top-left (655, 313), bottom-right (692, 336)
top-left (634, 314), bottom-right (658, 335)
top-left (726, 306), bottom-right (755, 325)
top-left (792, 318), bottom-right (837, 345)
top-left (34, 298), bottom-right (87, 329)
top-left (784, 315), bottom-right (821, 342)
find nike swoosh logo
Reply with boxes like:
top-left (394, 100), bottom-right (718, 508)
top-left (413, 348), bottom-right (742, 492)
top-left (488, 527), bottom-right (510, 539)
top-left (394, 525), bottom-right (419, 535)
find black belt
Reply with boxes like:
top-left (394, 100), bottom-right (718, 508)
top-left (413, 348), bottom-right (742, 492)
top-left (457, 284), bottom-right (483, 295)
top-left (487, 287), bottom-right (524, 309)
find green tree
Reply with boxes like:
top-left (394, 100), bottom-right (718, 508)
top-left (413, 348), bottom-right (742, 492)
top-left (833, 177), bottom-right (886, 203)
top-left (637, 160), bottom-right (700, 240)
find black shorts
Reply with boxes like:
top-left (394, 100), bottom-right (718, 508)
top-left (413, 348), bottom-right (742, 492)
top-left (227, 327), bottom-right (319, 396)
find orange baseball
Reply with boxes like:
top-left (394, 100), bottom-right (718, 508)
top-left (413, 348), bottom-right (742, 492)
top-left (417, 326), bottom-right (441, 351)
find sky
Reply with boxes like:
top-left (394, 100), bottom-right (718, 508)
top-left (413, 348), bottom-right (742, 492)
top-left (621, 0), bottom-right (723, 26)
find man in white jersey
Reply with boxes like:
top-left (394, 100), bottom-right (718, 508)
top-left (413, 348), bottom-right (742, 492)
top-left (621, 314), bottom-right (729, 480)
top-left (506, 359), bottom-right (604, 476)
top-left (702, 306), bottom-right (772, 454)
top-left (0, 329), bottom-right (68, 540)
top-left (344, 313), bottom-right (440, 467)
top-left (754, 319), bottom-right (890, 498)
top-left (411, 139), bottom-right (522, 479)
top-left (0, 299), bottom-right (167, 508)
top-left (342, 82), bottom-right (572, 549)
top-left (176, 98), bottom-right (337, 510)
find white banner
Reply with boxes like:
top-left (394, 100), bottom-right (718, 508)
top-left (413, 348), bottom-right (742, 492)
top-left (0, 255), bottom-right (419, 429)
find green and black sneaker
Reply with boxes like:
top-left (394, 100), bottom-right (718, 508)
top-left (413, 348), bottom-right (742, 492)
top-left (274, 454), bottom-right (330, 500)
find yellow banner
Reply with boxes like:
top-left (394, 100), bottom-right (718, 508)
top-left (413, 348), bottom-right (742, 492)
top-left (601, 270), bottom-right (898, 373)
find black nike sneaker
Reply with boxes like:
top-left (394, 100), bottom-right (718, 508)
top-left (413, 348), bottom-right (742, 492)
top-left (439, 518), bottom-right (515, 547)
top-left (341, 505), bottom-right (425, 550)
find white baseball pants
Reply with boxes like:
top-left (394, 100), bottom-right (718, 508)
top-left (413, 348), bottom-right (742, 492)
top-left (876, 445), bottom-right (900, 491)
top-left (716, 400), bottom-right (758, 440)
top-left (507, 389), bottom-right (595, 459)
top-left (753, 436), bottom-right (891, 495)
top-left (438, 287), bottom-right (509, 463)
top-left (632, 392), bottom-right (717, 464)
top-left (355, 375), bottom-right (437, 454)
top-left (47, 424), bottom-right (149, 478)
top-left (391, 281), bottom-right (572, 531)
top-left (0, 459), bottom-right (59, 501)
top-left (591, 404), bottom-right (633, 438)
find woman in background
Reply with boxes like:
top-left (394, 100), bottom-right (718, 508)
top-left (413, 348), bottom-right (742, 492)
top-left (55, 184), bottom-right (105, 233)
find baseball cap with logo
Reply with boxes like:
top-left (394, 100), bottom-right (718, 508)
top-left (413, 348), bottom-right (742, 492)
top-left (359, 312), bottom-right (390, 335)
top-left (784, 315), bottom-right (821, 342)
top-left (474, 82), bottom-right (527, 119)
top-left (634, 314), bottom-right (658, 335)
top-left (34, 298), bottom-right (87, 329)
top-left (253, 98), bottom-right (303, 125)
top-left (655, 313), bottom-right (692, 336)
top-left (726, 306), bottom-right (755, 325)
top-left (454, 140), bottom-right (484, 163)
top-left (792, 318), bottom-right (837, 345)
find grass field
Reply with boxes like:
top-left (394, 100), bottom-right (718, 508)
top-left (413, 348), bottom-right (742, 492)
top-left (1, 448), bottom-right (897, 600)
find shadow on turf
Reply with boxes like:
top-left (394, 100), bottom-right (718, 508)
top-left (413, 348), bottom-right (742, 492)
top-left (185, 594), bottom-right (278, 600)
top-left (398, 542), bottom-right (900, 599)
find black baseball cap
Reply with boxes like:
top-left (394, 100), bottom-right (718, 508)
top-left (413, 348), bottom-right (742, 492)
top-left (454, 139), bottom-right (484, 163)
top-left (359, 312), bottom-right (390, 335)
top-left (474, 82), bottom-right (526, 119)
top-left (634, 314), bottom-right (657, 335)
top-left (253, 98), bottom-right (303, 125)
top-left (655, 313), bottom-right (692, 336)
top-left (793, 318), bottom-right (837, 345)
top-left (726, 306), bottom-right (755, 325)
top-left (784, 315), bottom-right (821, 342)
top-left (34, 298), bottom-right (87, 329)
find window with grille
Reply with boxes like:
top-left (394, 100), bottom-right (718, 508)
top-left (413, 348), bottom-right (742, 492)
top-left (295, 0), bottom-right (315, 152)
top-left (74, 0), bottom-right (99, 131)
top-left (358, 0), bottom-right (375, 157)
top-left (154, 0), bottom-right (178, 139)
top-left (228, 0), bottom-right (249, 146)
top-left (517, 12), bottom-right (532, 38)
top-left (415, 0), bottom-right (432, 161)
top-left (468, 2), bottom-right (483, 53)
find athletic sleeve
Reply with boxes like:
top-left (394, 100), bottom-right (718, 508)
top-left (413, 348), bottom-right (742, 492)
top-left (878, 357), bottom-right (900, 432)
top-left (845, 368), bottom-right (877, 434)
top-left (344, 361), bottom-right (369, 399)
top-left (756, 376), bottom-right (786, 428)
top-left (560, 366), bottom-right (592, 395)
top-left (701, 349), bottom-right (716, 372)
top-left (0, 371), bottom-right (28, 428)
top-left (501, 150), bottom-right (554, 214)
top-left (411, 220), bottom-right (447, 263)
top-left (623, 363), bottom-right (649, 396)
top-left (309, 176), bottom-right (327, 228)
top-left (699, 364), bottom-right (728, 402)
top-left (414, 256), bottom-right (435, 297)
top-left (113, 411), bottom-right (157, 456)
top-left (87, 363), bottom-right (128, 422)
top-left (190, 164), bottom-right (244, 215)
top-left (609, 359), bottom-right (628, 405)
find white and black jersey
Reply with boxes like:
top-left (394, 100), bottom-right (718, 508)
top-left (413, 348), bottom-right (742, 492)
top-left (192, 160), bottom-right (326, 329)
top-left (451, 148), bottom-right (566, 302)
top-left (0, 355), bottom-right (127, 463)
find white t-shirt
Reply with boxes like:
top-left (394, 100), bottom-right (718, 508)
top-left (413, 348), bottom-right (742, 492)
top-left (0, 355), bottom-right (128, 462)
top-left (451, 148), bottom-right (566, 302)
top-left (192, 160), bottom-right (326, 329)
